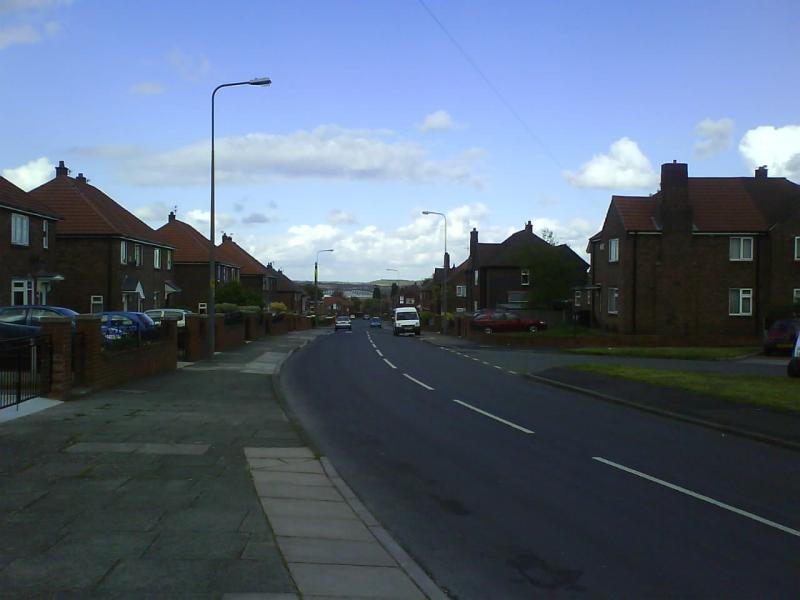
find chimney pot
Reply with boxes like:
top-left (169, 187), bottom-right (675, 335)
top-left (168, 211), bottom-right (176, 222)
top-left (525, 220), bottom-right (533, 233)
top-left (755, 165), bottom-right (768, 180)
top-left (55, 160), bottom-right (69, 177)
top-left (76, 173), bottom-right (86, 183)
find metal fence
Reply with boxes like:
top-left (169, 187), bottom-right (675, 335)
top-left (0, 335), bottom-right (51, 409)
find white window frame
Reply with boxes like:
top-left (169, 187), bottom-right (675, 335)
top-left (90, 295), bottom-right (104, 314)
top-left (574, 290), bottom-right (582, 304)
top-left (120, 241), bottom-right (128, 264)
top-left (607, 287), bottom-right (619, 314)
top-left (11, 213), bottom-right (29, 246)
top-left (43, 220), bottom-right (49, 249)
top-left (474, 270), bottom-right (479, 286)
top-left (794, 237), bottom-right (800, 261)
top-left (729, 236), bottom-right (753, 261)
top-left (456, 285), bottom-right (466, 297)
top-left (11, 279), bottom-right (33, 305)
top-left (154, 248), bottom-right (162, 269)
top-left (166, 250), bottom-right (173, 270)
top-left (728, 288), bottom-right (753, 316)
top-left (608, 238), bottom-right (619, 263)
top-left (134, 244), bottom-right (142, 266)
top-left (521, 268), bottom-right (530, 286)
top-left (793, 288), bottom-right (800, 306)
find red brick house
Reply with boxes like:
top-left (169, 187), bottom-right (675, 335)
top-left (156, 212), bottom-right (240, 312)
top-left (587, 162), bottom-right (800, 336)
top-left (29, 162), bottom-right (177, 313)
top-left (0, 176), bottom-right (62, 306)
top-left (217, 234), bottom-right (278, 307)
top-left (271, 266), bottom-right (306, 313)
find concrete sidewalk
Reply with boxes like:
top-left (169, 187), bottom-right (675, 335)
top-left (0, 330), bottom-right (442, 598)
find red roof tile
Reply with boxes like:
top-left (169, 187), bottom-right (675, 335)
top-left (217, 237), bottom-right (267, 275)
top-left (0, 176), bottom-right (59, 219)
top-left (612, 196), bottom-right (659, 231)
top-left (157, 217), bottom-right (238, 266)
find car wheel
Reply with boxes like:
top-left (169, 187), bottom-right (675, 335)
top-left (393, 328), bottom-right (398, 336)
top-left (528, 325), bottom-right (538, 333)
top-left (483, 327), bottom-right (493, 334)
top-left (788, 358), bottom-right (800, 378)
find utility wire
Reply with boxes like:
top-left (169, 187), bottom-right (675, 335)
top-left (417, 0), bottom-right (562, 169)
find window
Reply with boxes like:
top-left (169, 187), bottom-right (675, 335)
top-left (793, 289), bottom-right (800, 306)
top-left (120, 241), bottom-right (128, 264)
top-left (608, 287), bottom-right (619, 314)
top-left (11, 279), bottom-right (32, 305)
top-left (456, 285), bottom-right (466, 297)
top-left (90, 296), bottom-right (104, 314)
top-left (11, 213), bottom-right (29, 246)
top-left (473, 301), bottom-right (478, 312)
top-left (507, 291), bottom-right (527, 305)
top-left (608, 238), bottom-right (619, 263)
top-left (474, 270), bottom-right (479, 286)
top-left (729, 288), bottom-right (753, 316)
top-left (134, 244), bottom-right (142, 266)
top-left (154, 248), bottom-right (161, 269)
top-left (795, 237), bottom-right (800, 261)
top-left (574, 290), bottom-right (582, 304)
top-left (166, 250), bottom-right (173, 270)
top-left (153, 291), bottom-right (160, 308)
top-left (43, 220), bottom-right (49, 249)
top-left (729, 237), bottom-right (753, 261)
top-left (0, 306), bottom-right (27, 323)
top-left (521, 269), bottom-right (530, 286)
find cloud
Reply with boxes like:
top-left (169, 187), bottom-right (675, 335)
top-left (132, 201), bottom-right (172, 226)
top-left (418, 110), bottom-right (460, 132)
top-left (739, 125), bottom-right (800, 180)
top-left (694, 118), bottom-right (734, 159)
top-left (82, 125), bottom-right (485, 188)
top-left (0, 0), bottom-right (71, 16)
top-left (563, 137), bottom-right (658, 189)
top-left (130, 82), bottom-right (164, 95)
top-left (2, 156), bottom-right (53, 190)
top-left (182, 209), bottom-right (237, 241)
top-left (169, 48), bottom-right (211, 81)
top-left (328, 210), bottom-right (356, 225)
top-left (243, 212), bottom-right (271, 224)
top-left (0, 23), bottom-right (40, 49)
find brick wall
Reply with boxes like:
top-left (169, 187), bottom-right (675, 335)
top-left (215, 316), bottom-right (245, 352)
top-left (171, 263), bottom-right (210, 312)
top-left (0, 210), bottom-right (59, 306)
top-left (184, 314), bottom-right (210, 362)
top-left (39, 316), bottom-right (72, 399)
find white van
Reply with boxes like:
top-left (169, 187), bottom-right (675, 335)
top-left (393, 307), bottom-right (421, 336)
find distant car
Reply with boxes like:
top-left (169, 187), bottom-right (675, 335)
top-left (99, 311), bottom-right (158, 339)
top-left (764, 319), bottom-right (800, 355)
top-left (334, 315), bottom-right (352, 331)
top-left (472, 310), bottom-right (547, 334)
top-left (370, 317), bottom-right (382, 328)
top-left (145, 308), bottom-right (190, 328)
top-left (363, 314), bottom-right (370, 320)
top-left (350, 314), bottom-right (356, 319)
top-left (788, 334), bottom-right (800, 377)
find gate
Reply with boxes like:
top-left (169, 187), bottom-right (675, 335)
top-left (0, 335), bottom-right (52, 409)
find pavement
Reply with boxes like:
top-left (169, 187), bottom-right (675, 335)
top-left (422, 332), bottom-right (800, 451)
top-left (0, 330), bottom-right (443, 599)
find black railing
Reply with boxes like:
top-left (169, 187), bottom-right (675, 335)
top-left (0, 335), bottom-right (51, 409)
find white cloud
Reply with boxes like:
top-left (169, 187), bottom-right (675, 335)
top-left (132, 201), bottom-right (172, 226)
top-left (0, 23), bottom-right (40, 49)
top-left (2, 156), bottom-right (53, 190)
top-left (418, 110), bottom-right (460, 132)
top-left (739, 125), bottom-right (800, 180)
top-left (182, 209), bottom-right (237, 242)
top-left (563, 137), bottom-right (658, 189)
top-left (169, 48), bottom-right (211, 81)
top-left (328, 209), bottom-right (356, 225)
top-left (242, 212), bottom-right (271, 224)
top-left (694, 118), bottom-right (734, 159)
top-left (130, 82), bottom-right (164, 95)
top-left (0, 0), bottom-right (71, 16)
top-left (83, 125), bottom-right (485, 188)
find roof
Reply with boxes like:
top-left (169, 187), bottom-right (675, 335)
top-left (0, 176), bottom-right (60, 219)
top-left (157, 216), bottom-right (238, 266)
top-left (218, 236), bottom-right (269, 275)
top-left (474, 226), bottom-right (559, 267)
top-left (610, 176), bottom-right (800, 233)
top-left (30, 172), bottom-right (169, 245)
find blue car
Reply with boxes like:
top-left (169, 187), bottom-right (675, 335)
top-left (99, 312), bottom-right (158, 340)
top-left (0, 305), bottom-right (79, 327)
top-left (370, 317), bottom-right (382, 328)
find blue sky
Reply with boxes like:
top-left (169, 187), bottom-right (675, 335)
top-left (2, 0), bottom-right (799, 282)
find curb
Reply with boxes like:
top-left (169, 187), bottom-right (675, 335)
top-left (526, 373), bottom-right (800, 453)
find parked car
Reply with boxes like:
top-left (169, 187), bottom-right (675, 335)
top-left (145, 308), bottom-right (190, 328)
top-left (472, 310), bottom-right (547, 334)
top-left (0, 321), bottom-right (41, 340)
top-left (334, 315), bottom-right (352, 331)
top-left (99, 311), bottom-right (158, 339)
top-left (370, 316), bottom-right (382, 328)
top-left (0, 305), bottom-right (79, 327)
top-left (764, 319), bottom-right (800, 355)
top-left (788, 334), bottom-right (800, 377)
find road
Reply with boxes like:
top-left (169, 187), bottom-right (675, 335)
top-left (281, 320), bottom-right (800, 599)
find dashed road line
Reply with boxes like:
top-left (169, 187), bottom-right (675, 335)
top-left (375, 349), bottom-right (384, 357)
top-left (403, 374), bottom-right (435, 391)
top-left (383, 358), bottom-right (397, 369)
top-left (452, 399), bottom-right (534, 434)
top-left (493, 365), bottom-right (503, 370)
top-left (508, 370), bottom-right (517, 375)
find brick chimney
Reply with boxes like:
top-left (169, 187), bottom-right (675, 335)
top-left (168, 211), bottom-right (176, 222)
top-left (75, 173), bottom-right (87, 183)
top-left (470, 227), bottom-right (479, 256)
top-left (661, 161), bottom-right (689, 203)
top-left (755, 165), bottom-right (768, 180)
top-left (55, 160), bottom-right (68, 178)
top-left (221, 233), bottom-right (232, 243)
top-left (524, 220), bottom-right (533, 233)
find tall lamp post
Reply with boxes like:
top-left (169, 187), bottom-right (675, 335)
top-left (208, 76), bottom-right (271, 358)
top-left (386, 268), bottom-right (398, 310)
top-left (314, 249), bottom-right (334, 321)
top-left (422, 210), bottom-right (448, 334)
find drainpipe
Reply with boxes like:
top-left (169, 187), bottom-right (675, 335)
top-left (631, 233), bottom-right (638, 334)
top-left (755, 235), bottom-right (762, 337)
top-left (107, 239), bottom-right (114, 311)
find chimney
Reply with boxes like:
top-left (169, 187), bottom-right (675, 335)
top-left (660, 161), bottom-right (689, 206)
top-left (75, 173), bottom-right (87, 183)
top-left (221, 233), bottom-right (231, 243)
top-left (470, 227), bottom-right (479, 255)
top-left (755, 165), bottom-right (768, 180)
top-left (524, 220), bottom-right (533, 233)
top-left (55, 160), bottom-right (68, 178)
top-left (168, 211), bottom-right (176, 222)
top-left (444, 252), bottom-right (450, 271)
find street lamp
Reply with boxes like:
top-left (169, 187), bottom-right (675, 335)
top-left (422, 210), bottom-right (448, 334)
top-left (315, 249), bottom-right (334, 321)
top-left (208, 76), bottom-right (271, 358)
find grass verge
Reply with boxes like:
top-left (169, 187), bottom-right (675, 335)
top-left (566, 363), bottom-right (799, 413)
top-left (565, 346), bottom-right (759, 360)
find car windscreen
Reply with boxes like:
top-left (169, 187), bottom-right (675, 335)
top-left (336, 316), bottom-right (349, 322)
top-left (396, 312), bottom-right (417, 321)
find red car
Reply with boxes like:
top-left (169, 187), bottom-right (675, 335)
top-left (472, 310), bottom-right (546, 334)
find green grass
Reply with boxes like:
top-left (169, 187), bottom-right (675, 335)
top-left (565, 346), bottom-right (759, 360)
top-left (566, 363), bottom-right (800, 413)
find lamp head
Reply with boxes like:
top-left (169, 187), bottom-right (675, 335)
top-left (249, 77), bottom-right (272, 86)
top-left (422, 211), bottom-right (430, 215)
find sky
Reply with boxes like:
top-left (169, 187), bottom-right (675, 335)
top-left (2, 0), bottom-right (799, 282)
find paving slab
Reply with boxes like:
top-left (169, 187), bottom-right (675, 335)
top-left (254, 481), bottom-right (343, 502)
top-left (252, 471), bottom-right (332, 487)
top-left (245, 447), bottom-right (315, 459)
top-left (269, 515), bottom-right (374, 541)
top-left (136, 442), bottom-right (211, 455)
top-left (261, 497), bottom-right (359, 521)
top-left (278, 537), bottom-right (396, 567)
top-left (288, 564), bottom-right (425, 599)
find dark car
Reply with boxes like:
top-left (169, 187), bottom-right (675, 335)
top-left (369, 316), bottom-right (382, 328)
top-left (0, 305), bottom-right (79, 327)
top-left (99, 311), bottom-right (158, 340)
top-left (764, 319), bottom-right (800, 355)
top-left (0, 321), bottom-right (41, 340)
top-left (472, 310), bottom-right (547, 334)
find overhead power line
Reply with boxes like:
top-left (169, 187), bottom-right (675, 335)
top-left (417, 0), bottom-right (562, 169)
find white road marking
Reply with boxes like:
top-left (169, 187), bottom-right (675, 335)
top-left (508, 370), bottom-right (517, 375)
top-left (482, 361), bottom-right (490, 365)
top-left (383, 358), bottom-right (397, 369)
top-left (375, 349), bottom-right (383, 357)
top-left (472, 357), bottom-right (480, 362)
top-left (403, 374), bottom-right (434, 391)
top-left (592, 457), bottom-right (800, 538)
top-left (493, 365), bottom-right (503, 370)
top-left (452, 399), bottom-right (534, 434)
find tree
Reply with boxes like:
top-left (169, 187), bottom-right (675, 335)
top-left (372, 285), bottom-right (381, 299)
top-left (302, 283), bottom-right (322, 301)
top-left (522, 245), bottom-right (575, 309)
top-left (216, 281), bottom-right (263, 307)
top-left (390, 282), bottom-right (398, 299)
top-left (350, 297), bottom-right (362, 313)
top-left (540, 227), bottom-right (559, 246)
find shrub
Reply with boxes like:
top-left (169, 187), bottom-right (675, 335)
top-left (215, 303), bottom-right (238, 314)
top-left (238, 305), bottom-right (261, 313)
top-left (270, 302), bottom-right (288, 313)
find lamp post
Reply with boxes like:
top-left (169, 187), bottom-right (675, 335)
top-left (208, 76), bottom-right (271, 358)
top-left (422, 210), bottom-right (448, 334)
top-left (386, 268), bottom-right (398, 309)
top-left (314, 249), bottom-right (334, 322)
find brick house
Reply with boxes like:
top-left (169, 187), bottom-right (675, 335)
top-left (217, 233), bottom-right (277, 306)
top-left (447, 221), bottom-right (588, 314)
top-left (29, 162), bottom-right (177, 313)
top-left (0, 176), bottom-right (62, 306)
top-left (156, 212), bottom-right (240, 312)
top-left (271, 267), bottom-right (306, 313)
top-left (587, 162), bottom-right (800, 336)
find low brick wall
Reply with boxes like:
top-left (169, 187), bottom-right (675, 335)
top-left (184, 314), bottom-right (210, 362)
top-left (244, 313), bottom-right (265, 341)
top-left (215, 316), bottom-right (246, 352)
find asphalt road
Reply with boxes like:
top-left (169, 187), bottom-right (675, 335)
top-left (281, 320), bottom-right (800, 599)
